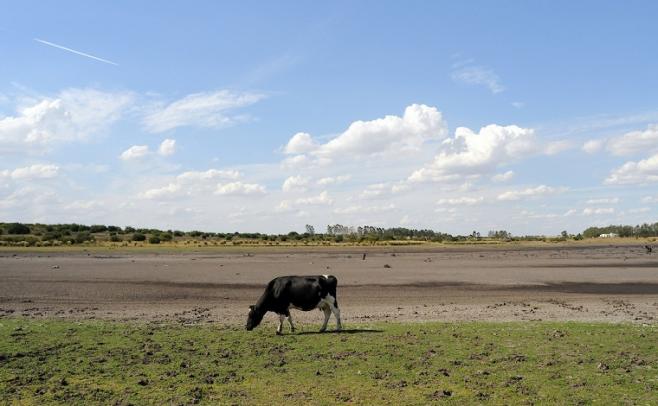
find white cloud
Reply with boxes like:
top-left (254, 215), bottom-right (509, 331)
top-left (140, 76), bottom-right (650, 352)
top-left (511, 101), bottom-right (525, 109)
top-left (282, 175), bottom-right (310, 192)
top-left (144, 90), bottom-right (265, 133)
top-left (583, 207), bottom-right (615, 215)
top-left (436, 196), bottom-right (484, 206)
top-left (282, 104), bottom-right (447, 163)
top-left (177, 169), bottom-right (240, 182)
top-left (582, 139), bottom-right (604, 154)
top-left (158, 138), bottom-right (176, 156)
top-left (606, 124), bottom-right (658, 156)
top-left (278, 191), bottom-right (333, 211)
top-left (281, 154), bottom-right (311, 169)
top-left (0, 88), bottom-right (133, 151)
top-left (333, 203), bottom-right (396, 214)
top-left (545, 140), bottom-right (573, 155)
top-left (63, 200), bottom-right (103, 210)
top-left (360, 183), bottom-right (387, 199)
top-left (139, 183), bottom-right (182, 200)
top-left (497, 185), bottom-right (566, 201)
top-left (641, 196), bottom-right (658, 204)
top-left (295, 191), bottom-right (333, 205)
top-left (492, 170), bottom-right (514, 182)
top-left (317, 175), bottom-right (351, 186)
top-left (284, 132), bottom-right (317, 154)
top-left (1, 164), bottom-right (59, 180)
top-left (140, 168), bottom-right (243, 200)
top-left (120, 145), bottom-right (150, 160)
top-left (628, 207), bottom-right (650, 214)
top-left (586, 197), bottom-right (619, 204)
top-left (215, 181), bottom-right (266, 196)
top-left (409, 124), bottom-right (537, 182)
top-left (605, 152), bottom-right (658, 185)
top-left (451, 65), bottom-right (505, 94)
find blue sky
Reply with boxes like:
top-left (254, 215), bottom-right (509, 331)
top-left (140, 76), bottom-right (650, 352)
top-left (1, 1), bottom-right (657, 234)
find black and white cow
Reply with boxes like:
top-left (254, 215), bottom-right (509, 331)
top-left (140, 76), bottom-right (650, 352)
top-left (246, 275), bottom-right (342, 334)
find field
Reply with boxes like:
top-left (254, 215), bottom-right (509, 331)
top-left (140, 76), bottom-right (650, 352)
top-left (2, 242), bottom-right (658, 323)
top-left (1, 243), bottom-right (658, 404)
top-left (1, 319), bottom-right (657, 404)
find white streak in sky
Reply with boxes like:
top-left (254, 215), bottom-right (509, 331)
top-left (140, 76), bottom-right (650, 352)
top-left (34, 38), bottom-right (118, 66)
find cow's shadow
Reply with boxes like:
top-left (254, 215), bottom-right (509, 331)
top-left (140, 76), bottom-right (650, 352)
top-left (295, 328), bottom-right (383, 335)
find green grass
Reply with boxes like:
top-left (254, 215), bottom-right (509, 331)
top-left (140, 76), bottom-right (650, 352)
top-left (1, 319), bottom-right (657, 405)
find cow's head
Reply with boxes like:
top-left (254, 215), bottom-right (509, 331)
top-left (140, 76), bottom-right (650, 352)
top-left (246, 305), bottom-right (264, 331)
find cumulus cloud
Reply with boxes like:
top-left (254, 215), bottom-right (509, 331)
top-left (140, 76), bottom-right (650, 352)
top-left (282, 175), bottom-right (310, 192)
top-left (277, 191), bottom-right (333, 211)
top-left (545, 140), bottom-right (573, 155)
top-left (282, 104), bottom-right (447, 164)
top-left (409, 124), bottom-right (537, 182)
top-left (143, 90), bottom-right (265, 133)
top-left (582, 139), bottom-right (604, 154)
top-left (177, 169), bottom-right (240, 183)
top-left (284, 132), bottom-right (317, 154)
top-left (215, 181), bottom-right (266, 196)
top-left (158, 139), bottom-right (176, 156)
top-left (317, 175), bottom-right (351, 186)
top-left (586, 197), bottom-right (619, 204)
top-left (0, 164), bottom-right (59, 180)
top-left (0, 88), bottom-right (133, 151)
top-left (492, 170), bottom-right (514, 182)
top-left (451, 65), bottom-right (505, 94)
top-left (333, 203), bottom-right (396, 215)
top-left (606, 124), bottom-right (658, 156)
top-left (139, 183), bottom-right (182, 200)
top-left (605, 152), bottom-right (658, 184)
top-left (583, 207), bottom-right (615, 215)
top-left (140, 168), bottom-right (243, 200)
top-left (436, 196), bottom-right (484, 206)
top-left (295, 191), bottom-right (333, 205)
top-left (119, 145), bottom-right (150, 160)
top-left (497, 185), bottom-right (566, 201)
top-left (360, 183), bottom-right (388, 199)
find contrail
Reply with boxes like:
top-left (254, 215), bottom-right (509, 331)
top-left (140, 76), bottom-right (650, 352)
top-left (34, 38), bottom-right (118, 66)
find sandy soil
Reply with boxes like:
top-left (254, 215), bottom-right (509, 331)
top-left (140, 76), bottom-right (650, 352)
top-left (1, 244), bottom-right (657, 326)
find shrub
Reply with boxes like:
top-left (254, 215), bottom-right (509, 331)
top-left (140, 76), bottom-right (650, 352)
top-left (148, 236), bottom-right (161, 244)
top-left (43, 232), bottom-right (62, 241)
top-left (7, 223), bottom-right (30, 234)
top-left (161, 233), bottom-right (173, 242)
top-left (75, 232), bottom-right (93, 244)
top-left (90, 225), bottom-right (108, 233)
top-left (110, 234), bottom-right (122, 242)
top-left (132, 233), bottom-right (146, 242)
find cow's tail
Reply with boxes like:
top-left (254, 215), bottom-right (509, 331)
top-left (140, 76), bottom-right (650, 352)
top-left (324, 275), bottom-right (339, 308)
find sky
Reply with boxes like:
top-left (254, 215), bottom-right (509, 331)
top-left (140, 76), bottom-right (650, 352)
top-left (1, 1), bottom-right (658, 235)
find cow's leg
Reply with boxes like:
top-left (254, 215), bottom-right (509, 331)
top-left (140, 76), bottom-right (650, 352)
top-left (324, 294), bottom-right (343, 331)
top-left (330, 302), bottom-right (342, 331)
top-left (320, 305), bottom-right (331, 332)
top-left (287, 311), bottom-right (295, 332)
top-left (276, 314), bottom-right (285, 335)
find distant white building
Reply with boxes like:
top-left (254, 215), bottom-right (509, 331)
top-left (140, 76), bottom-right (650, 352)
top-left (599, 233), bottom-right (619, 238)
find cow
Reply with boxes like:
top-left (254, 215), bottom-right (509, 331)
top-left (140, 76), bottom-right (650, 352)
top-left (246, 275), bottom-right (342, 334)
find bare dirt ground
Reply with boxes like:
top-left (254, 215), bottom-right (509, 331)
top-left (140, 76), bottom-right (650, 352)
top-left (1, 244), bottom-right (658, 326)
